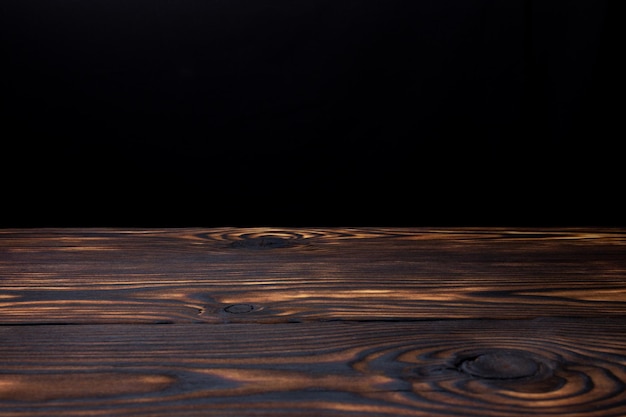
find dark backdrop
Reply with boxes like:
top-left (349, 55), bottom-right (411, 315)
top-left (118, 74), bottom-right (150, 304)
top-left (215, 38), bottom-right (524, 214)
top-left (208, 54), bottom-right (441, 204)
top-left (2, 0), bottom-right (623, 227)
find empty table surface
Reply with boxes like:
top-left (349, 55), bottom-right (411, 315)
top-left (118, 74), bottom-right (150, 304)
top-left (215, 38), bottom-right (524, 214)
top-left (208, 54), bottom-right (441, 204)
top-left (1, 227), bottom-right (626, 416)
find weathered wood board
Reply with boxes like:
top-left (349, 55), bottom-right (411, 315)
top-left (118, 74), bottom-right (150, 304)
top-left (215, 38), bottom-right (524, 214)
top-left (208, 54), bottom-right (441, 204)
top-left (1, 228), bottom-right (625, 416)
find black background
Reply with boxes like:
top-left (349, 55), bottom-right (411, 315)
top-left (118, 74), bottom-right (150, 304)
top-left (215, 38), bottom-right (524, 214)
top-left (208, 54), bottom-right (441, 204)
top-left (2, 0), bottom-right (624, 227)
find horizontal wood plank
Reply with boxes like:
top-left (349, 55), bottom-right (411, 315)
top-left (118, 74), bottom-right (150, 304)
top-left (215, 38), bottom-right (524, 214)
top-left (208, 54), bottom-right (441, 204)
top-left (1, 319), bottom-right (626, 416)
top-left (1, 228), bottom-right (626, 323)
top-left (2, 228), bottom-right (626, 415)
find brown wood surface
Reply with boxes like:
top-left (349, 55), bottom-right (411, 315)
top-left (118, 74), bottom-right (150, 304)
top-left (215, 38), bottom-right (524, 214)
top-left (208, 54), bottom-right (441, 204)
top-left (1, 227), bottom-right (626, 416)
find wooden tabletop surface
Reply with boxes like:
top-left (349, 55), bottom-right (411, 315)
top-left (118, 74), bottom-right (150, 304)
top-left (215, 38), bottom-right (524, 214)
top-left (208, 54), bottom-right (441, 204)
top-left (1, 227), bottom-right (626, 416)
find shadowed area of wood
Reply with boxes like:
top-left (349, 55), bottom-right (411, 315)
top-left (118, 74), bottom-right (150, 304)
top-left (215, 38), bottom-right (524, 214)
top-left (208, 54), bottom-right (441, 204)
top-left (0, 228), bottom-right (625, 323)
top-left (1, 227), bottom-right (626, 416)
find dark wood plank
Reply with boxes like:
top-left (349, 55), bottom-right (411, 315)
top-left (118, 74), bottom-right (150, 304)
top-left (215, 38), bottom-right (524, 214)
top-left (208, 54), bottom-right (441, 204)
top-left (1, 228), bottom-right (626, 323)
top-left (1, 319), bottom-right (626, 416)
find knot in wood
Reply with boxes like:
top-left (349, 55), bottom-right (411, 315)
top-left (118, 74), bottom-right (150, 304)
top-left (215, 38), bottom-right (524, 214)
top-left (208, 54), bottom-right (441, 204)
top-left (460, 351), bottom-right (539, 380)
top-left (230, 236), bottom-right (292, 249)
top-left (224, 304), bottom-right (255, 314)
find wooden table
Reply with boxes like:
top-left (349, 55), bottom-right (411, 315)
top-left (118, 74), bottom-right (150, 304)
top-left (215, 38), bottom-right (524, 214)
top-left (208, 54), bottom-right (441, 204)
top-left (1, 227), bottom-right (626, 416)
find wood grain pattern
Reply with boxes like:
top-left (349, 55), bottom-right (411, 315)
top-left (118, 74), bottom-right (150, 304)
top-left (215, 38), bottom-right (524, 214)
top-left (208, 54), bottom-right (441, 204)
top-left (1, 227), bottom-right (626, 416)
top-left (1, 228), bottom-right (625, 324)
top-left (1, 319), bottom-right (626, 416)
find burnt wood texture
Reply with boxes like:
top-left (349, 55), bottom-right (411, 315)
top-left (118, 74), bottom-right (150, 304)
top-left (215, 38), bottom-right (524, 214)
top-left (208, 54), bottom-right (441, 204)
top-left (1, 228), bottom-right (626, 416)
